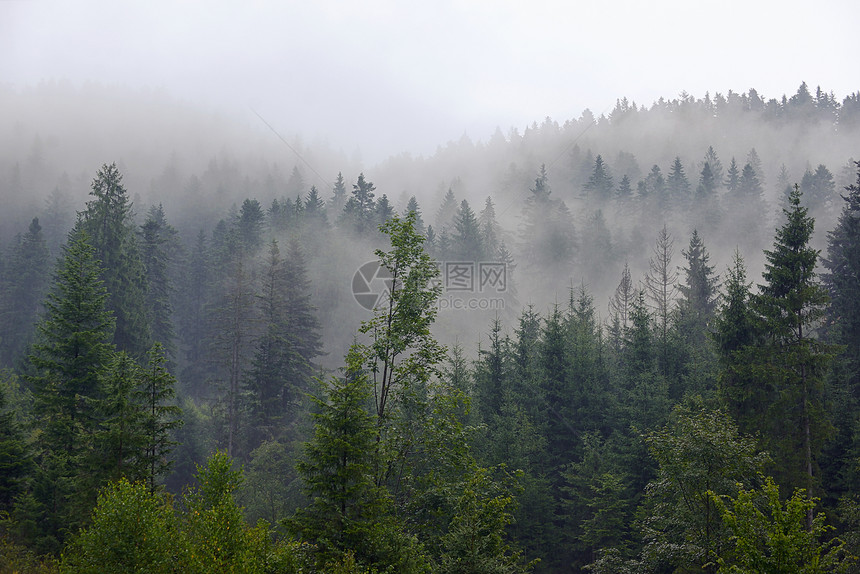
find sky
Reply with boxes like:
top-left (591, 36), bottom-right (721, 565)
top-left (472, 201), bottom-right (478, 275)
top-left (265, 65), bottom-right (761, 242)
top-left (2, 0), bottom-right (858, 164)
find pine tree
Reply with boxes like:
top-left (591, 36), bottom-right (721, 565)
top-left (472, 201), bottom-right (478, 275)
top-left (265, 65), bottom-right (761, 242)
top-left (79, 163), bottom-right (151, 358)
top-left (375, 193), bottom-right (395, 227)
top-left (328, 171), bottom-right (349, 216)
top-left (403, 196), bottom-right (425, 236)
top-left (724, 157), bottom-right (740, 196)
top-left (0, 217), bottom-right (50, 368)
top-left (0, 383), bottom-right (29, 512)
top-left (478, 196), bottom-right (501, 258)
top-left (697, 162), bottom-right (717, 198)
top-left (26, 225), bottom-right (116, 548)
top-left (521, 165), bottom-right (576, 268)
top-left (704, 146), bottom-right (724, 187)
top-left (451, 199), bottom-right (483, 262)
top-left (236, 198), bottom-right (265, 255)
top-left (137, 342), bottom-right (183, 492)
top-left (823, 161), bottom-right (860, 389)
top-left (304, 185), bottom-right (327, 225)
top-left (666, 156), bottom-right (691, 200)
top-left (289, 349), bottom-right (420, 571)
top-left (676, 229), bottom-right (719, 348)
top-left (139, 205), bottom-right (176, 362)
top-left (341, 173), bottom-right (377, 235)
top-left (436, 187), bottom-right (458, 233)
top-left (608, 261), bottom-right (634, 331)
top-left (584, 154), bottom-right (614, 201)
top-left (244, 240), bottom-right (303, 450)
top-left (644, 225), bottom-right (677, 374)
top-left (616, 174), bottom-right (633, 202)
top-left (756, 185), bottom-right (833, 502)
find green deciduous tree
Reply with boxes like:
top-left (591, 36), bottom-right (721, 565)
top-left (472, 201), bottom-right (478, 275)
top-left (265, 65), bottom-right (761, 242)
top-left (639, 403), bottom-right (769, 573)
top-left (711, 477), bottom-right (851, 573)
top-left (60, 478), bottom-right (185, 574)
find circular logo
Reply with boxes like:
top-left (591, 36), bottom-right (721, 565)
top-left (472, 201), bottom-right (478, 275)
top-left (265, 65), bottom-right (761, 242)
top-left (352, 260), bottom-right (393, 310)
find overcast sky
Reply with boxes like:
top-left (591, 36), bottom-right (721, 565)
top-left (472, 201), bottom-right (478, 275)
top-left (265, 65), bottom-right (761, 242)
top-left (2, 0), bottom-right (857, 163)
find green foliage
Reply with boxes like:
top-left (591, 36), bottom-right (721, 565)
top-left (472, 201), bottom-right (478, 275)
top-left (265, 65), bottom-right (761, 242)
top-left (0, 382), bottom-right (30, 512)
top-left (289, 354), bottom-right (427, 572)
top-left (0, 217), bottom-right (50, 368)
top-left (139, 204), bottom-right (177, 360)
top-left (26, 226), bottom-right (116, 548)
top-left (639, 402), bottom-right (770, 572)
top-left (79, 163), bottom-right (151, 357)
top-left (60, 478), bottom-right (184, 574)
top-left (438, 467), bottom-right (535, 574)
top-left (711, 476), bottom-right (852, 573)
top-left (754, 185), bottom-right (834, 493)
top-left (183, 451), bottom-right (271, 573)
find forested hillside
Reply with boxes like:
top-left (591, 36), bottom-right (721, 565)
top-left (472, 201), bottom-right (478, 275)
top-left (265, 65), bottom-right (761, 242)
top-left (0, 82), bottom-right (859, 572)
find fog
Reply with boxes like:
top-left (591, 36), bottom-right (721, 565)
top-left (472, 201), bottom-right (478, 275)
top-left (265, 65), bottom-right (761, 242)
top-left (3, 1), bottom-right (857, 163)
top-left (1, 1), bottom-right (858, 363)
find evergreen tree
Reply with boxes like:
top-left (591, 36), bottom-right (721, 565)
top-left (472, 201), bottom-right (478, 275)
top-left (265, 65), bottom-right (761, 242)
top-left (286, 165), bottom-right (305, 197)
top-left (697, 162), bottom-right (717, 198)
top-left (435, 187), bottom-right (458, 233)
top-left (756, 185), bottom-right (833, 501)
top-left (304, 185), bottom-right (328, 226)
top-left (26, 225), bottom-right (116, 549)
top-left (375, 193), bottom-right (395, 227)
top-left (236, 198), bottom-right (265, 255)
top-left (136, 342), bottom-right (183, 492)
top-left (341, 173), bottom-right (377, 235)
top-left (608, 261), bottom-right (634, 332)
top-left (584, 154), bottom-right (614, 201)
top-left (404, 195), bottom-right (425, 236)
top-left (521, 165), bottom-right (576, 268)
top-left (478, 196), bottom-right (501, 258)
top-left (644, 225), bottom-right (678, 381)
top-left (79, 163), bottom-right (150, 358)
top-left (616, 174), bottom-right (633, 202)
top-left (290, 344), bottom-right (431, 572)
top-left (738, 163), bottom-right (763, 199)
top-left (451, 199), bottom-right (483, 262)
top-left (0, 217), bottom-right (50, 368)
top-left (704, 146), bottom-right (724, 188)
top-left (823, 162), bottom-right (860, 444)
top-left (244, 240), bottom-right (303, 451)
top-left (283, 237), bottom-right (324, 371)
top-left (95, 350), bottom-right (145, 486)
top-left (139, 205), bottom-right (176, 362)
top-left (666, 156), bottom-right (691, 200)
top-left (176, 229), bottom-right (212, 395)
top-left (0, 383), bottom-right (29, 512)
top-left (676, 229), bottom-right (719, 349)
top-left (328, 171), bottom-right (349, 216)
top-left (724, 157), bottom-right (740, 198)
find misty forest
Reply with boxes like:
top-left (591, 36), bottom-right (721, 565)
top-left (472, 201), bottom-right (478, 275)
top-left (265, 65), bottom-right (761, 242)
top-left (2, 81), bottom-right (860, 573)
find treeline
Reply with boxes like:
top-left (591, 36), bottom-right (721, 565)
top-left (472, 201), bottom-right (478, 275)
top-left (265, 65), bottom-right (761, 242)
top-left (0, 83), bottom-right (858, 572)
top-left (0, 159), bottom-right (858, 572)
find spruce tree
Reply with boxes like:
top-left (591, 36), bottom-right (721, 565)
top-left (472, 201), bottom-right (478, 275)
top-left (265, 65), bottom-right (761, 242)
top-left (676, 229), bottom-right (719, 348)
top-left (451, 199), bottom-right (483, 262)
top-left (139, 205), bottom-right (176, 362)
top-left (0, 217), bottom-right (50, 368)
top-left (26, 225), bottom-right (116, 548)
top-left (79, 163), bottom-right (150, 357)
top-left (756, 184), bottom-right (833, 501)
